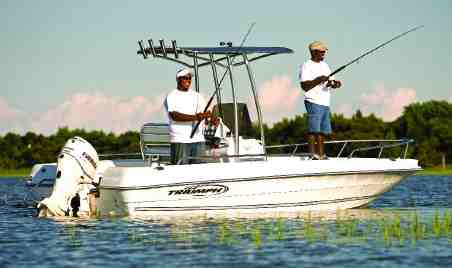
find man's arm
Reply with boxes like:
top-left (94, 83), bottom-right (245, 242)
top-left (300, 75), bottom-right (329, 92)
top-left (301, 76), bottom-right (342, 91)
top-left (169, 111), bottom-right (211, 122)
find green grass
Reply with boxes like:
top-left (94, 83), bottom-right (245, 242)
top-left (416, 166), bottom-right (452, 175)
top-left (0, 168), bottom-right (30, 177)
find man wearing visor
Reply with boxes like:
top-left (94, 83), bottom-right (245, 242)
top-left (164, 68), bottom-right (214, 164)
top-left (299, 41), bottom-right (342, 160)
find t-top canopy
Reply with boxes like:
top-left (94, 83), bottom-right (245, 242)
top-left (137, 39), bottom-right (294, 67)
top-left (164, 46), bottom-right (293, 54)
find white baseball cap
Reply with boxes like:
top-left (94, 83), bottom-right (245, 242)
top-left (176, 68), bottom-right (192, 79)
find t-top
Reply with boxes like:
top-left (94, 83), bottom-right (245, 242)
top-left (164, 88), bottom-right (206, 143)
top-left (299, 59), bottom-right (333, 107)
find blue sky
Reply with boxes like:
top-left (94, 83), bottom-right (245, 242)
top-left (1, 0), bottom-right (451, 134)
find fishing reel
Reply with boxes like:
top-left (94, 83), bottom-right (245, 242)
top-left (203, 117), bottom-right (230, 148)
top-left (203, 117), bottom-right (220, 147)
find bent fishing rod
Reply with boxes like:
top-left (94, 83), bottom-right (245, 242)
top-left (190, 22), bottom-right (256, 138)
top-left (329, 25), bottom-right (424, 77)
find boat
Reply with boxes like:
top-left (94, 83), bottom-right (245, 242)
top-left (36, 38), bottom-right (421, 218)
top-left (24, 163), bottom-right (57, 201)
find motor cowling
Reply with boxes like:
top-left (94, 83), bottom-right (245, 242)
top-left (37, 136), bottom-right (99, 217)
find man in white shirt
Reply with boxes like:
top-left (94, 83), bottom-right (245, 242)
top-left (164, 68), bottom-right (213, 164)
top-left (299, 41), bottom-right (342, 160)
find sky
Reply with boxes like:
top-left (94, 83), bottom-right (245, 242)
top-left (1, 0), bottom-right (451, 135)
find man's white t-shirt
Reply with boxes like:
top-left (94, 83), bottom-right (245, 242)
top-left (299, 59), bottom-right (333, 107)
top-left (164, 88), bottom-right (206, 143)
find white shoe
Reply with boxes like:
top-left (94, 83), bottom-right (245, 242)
top-left (310, 154), bottom-right (321, 160)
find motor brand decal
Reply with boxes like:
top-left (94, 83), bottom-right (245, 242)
top-left (168, 184), bottom-right (229, 197)
top-left (82, 151), bottom-right (97, 169)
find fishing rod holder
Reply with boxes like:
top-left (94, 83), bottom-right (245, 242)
top-left (137, 38), bottom-right (180, 59)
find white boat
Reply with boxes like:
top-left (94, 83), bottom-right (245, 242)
top-left (25, 163), bottom-right (57, 201)
top-left (36, 40), bottom-right (421, 218)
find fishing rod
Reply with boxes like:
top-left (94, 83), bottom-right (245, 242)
top-left (329, 25), bottom-right (424, 77)
top-left (190, 22), bottom-right (256, 138)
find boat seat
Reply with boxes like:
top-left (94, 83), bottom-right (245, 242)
top-left (139, 123), bottom-right (170, 163)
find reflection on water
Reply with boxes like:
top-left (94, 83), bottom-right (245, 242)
top-left (1, 175), bottom-right (452, 267)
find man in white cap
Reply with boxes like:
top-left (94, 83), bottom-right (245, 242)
top-left (299, 41), bottom-right (342, 160)
top-left (164, 68), bottom-right (213, 164)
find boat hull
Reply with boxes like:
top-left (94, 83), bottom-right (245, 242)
top-left (97, 158), bottom-right (419, 217)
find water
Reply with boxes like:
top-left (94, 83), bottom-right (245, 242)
top-left (1, 175), bottom-right (451, 267)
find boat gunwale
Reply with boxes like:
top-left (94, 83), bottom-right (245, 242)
top-left (99, 168), bottom-right (420, 191)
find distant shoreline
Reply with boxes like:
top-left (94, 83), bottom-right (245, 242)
top-left (1, 166), bottom-right (452, 178)
top-left (415, 166), bottom-right (452, 175)
top-left (0, 168), bottom-right (31, 178)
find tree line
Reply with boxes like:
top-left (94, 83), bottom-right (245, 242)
top-left (0, 100), bottom-right (450, 169)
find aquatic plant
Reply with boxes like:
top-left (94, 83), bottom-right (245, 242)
top-left (121, 208), bottom-right (452, 249)
top-left (377, 212), bottom-right (405, 247)
top-left (234, 220), bottom-right (247, 237)
top-left (412, 211), bottom-right (426, 239)
top-left (267, 218), bottom-right (285, 241)
top-left (432, 210), bottom-right (441, 238)
top-left (442, 209), bottom-right (451, 237)
top-left (301, 212), bottom-right (316, 241)
top-left (250, 223), bottom-right (262, 248)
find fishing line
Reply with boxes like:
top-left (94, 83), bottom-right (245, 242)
top-left (329, 25), bottom-right (424, 77)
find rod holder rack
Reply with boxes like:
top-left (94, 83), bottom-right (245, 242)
top-left (137, 38), bottom-right (180, 59)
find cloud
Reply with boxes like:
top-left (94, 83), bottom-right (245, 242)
top-left (254, 75), bottom-right (301, 123)
top-left (0, 93), bottom-right (166, 135)
top-left (0, 97), bottom-right (29, 134)
top-left (0, 98), bottom-right (20, 121)
top-left (359, 84), bottom-right (417, 121)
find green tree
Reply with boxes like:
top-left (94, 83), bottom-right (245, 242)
top-left (397, 100), bottom-right (452, 167)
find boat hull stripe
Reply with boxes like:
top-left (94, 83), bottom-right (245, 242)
top-left (133, 194), bottom-right (378, 212)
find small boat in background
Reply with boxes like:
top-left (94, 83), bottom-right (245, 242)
top-left (25, 163), bottom-right (56, 201)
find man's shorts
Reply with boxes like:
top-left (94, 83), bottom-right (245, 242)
top-left (170, 142), bottom-right (205, 165)
top-left (304, 100), bottom-right (332, 135)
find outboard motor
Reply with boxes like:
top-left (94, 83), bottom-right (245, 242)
top-left (37, 136), bottom-right (99, 217)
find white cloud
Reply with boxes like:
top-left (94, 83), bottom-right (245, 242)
top-left (359, 84), bottom-right (417, 121)
top-left (0, 93), bottom-right (166, 135)
top-left (0, 98), bottom-right (20, 121)
top-left (0, 97), bottom-right (30, 134)
top-left (254, 75), bottom-right (301, 123)
top-left (1, 82), bottom-right (422, 136)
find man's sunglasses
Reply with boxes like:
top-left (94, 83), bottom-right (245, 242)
top-left (180, 76), bottom-right (192, 80)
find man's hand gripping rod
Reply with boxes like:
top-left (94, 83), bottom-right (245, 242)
top-left (190, 23), bottom-right (256, 138)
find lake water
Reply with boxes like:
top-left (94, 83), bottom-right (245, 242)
top-left (1, 175), bottom-right (451, 267)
